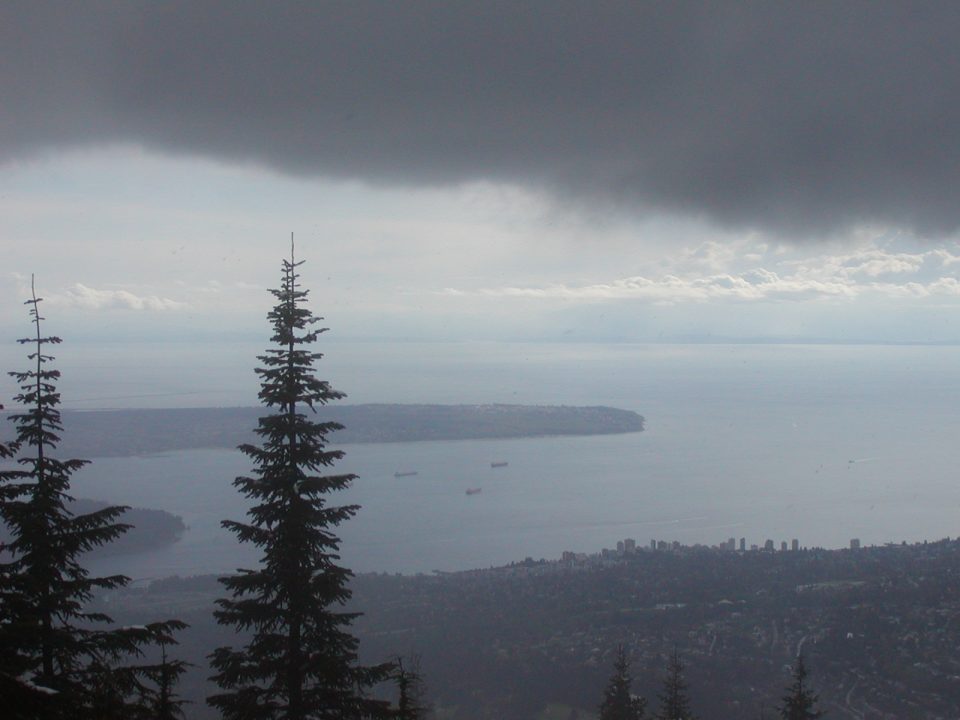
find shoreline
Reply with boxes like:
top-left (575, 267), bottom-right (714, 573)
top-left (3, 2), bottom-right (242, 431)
top-left (2, 403), bottom-right (644, 458)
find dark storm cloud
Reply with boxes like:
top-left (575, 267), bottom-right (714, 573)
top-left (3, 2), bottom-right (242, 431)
top-left (4, 1), bottom-right (960, 236)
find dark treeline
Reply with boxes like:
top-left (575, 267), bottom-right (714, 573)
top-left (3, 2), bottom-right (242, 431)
top-left (597, 646), bottom-right (819, 719)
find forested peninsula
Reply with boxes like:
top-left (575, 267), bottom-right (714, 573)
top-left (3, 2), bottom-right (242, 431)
top-left (7, 404), bottom-right (643, 458)
top-left (0, 500), bottom-right (185, 558)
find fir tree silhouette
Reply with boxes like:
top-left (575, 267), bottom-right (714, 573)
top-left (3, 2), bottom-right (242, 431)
top-left (0, 277), bottom-right (185, 718)
top-left (600, 645), bottom-right (646, 720)
top-left (654, 648), bottom-right (696, 720)
top-left (779, 655), bottom-right (823, 720)
top-left (209, 241), bottom-right (391, 719)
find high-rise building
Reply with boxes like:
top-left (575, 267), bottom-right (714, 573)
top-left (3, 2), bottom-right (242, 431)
top-left (739, 537), bottom-right (746, 552)
top-left (792, 538), bottom-right (799, 551)
top-left (850, 538), bottom-right (861, 550)
top-left (624, 538), bottom-right (636, 553)
top-left (781, 541), bottom-right (788, 552)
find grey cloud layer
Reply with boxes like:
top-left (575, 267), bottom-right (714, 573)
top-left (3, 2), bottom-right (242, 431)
top-left (5, 2), bottom-right (960, 235)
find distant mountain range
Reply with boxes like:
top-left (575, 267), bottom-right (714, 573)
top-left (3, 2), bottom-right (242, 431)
top-left (1, 404), bottom-right (643, 458)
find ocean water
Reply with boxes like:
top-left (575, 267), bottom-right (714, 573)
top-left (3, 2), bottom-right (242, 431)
top-left (56, 342), bottom-right (960, 580)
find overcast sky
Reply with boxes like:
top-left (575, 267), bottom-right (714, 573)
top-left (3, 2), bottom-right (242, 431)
top-left (4, 1), bottom-right (960, 402)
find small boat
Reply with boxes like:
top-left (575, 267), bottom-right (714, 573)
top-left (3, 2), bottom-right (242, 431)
top-left (465, 487), bottom-right (482, 495)
top-left (490, 461), bottom-right (508, 468)
top-left (393, 471), bottom-right (418, 478)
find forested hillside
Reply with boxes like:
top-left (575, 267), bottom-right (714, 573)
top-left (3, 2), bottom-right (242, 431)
top-left (0, 405), bottom-right (643, 457)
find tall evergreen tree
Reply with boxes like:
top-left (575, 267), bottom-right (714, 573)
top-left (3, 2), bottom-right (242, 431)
top-left (0, 409), bottom-right (14, 457)
top-left (94, 622), bottom-right (191, 720)
top-left (209, 243), bottom-right (391, 719)
top-left (81, 621), bottom-right (191, 720)
top-left (149, 636), bottom-right (191, 720)
top-left (599, 645), bottom-right (646, 720)
top-left (0, 278), bottom-right (183, 718)
top-left (778, 655), bottom-right (823, 720)
top-left (654, 649), bottom-right (695, 720)
top-left (394, 655), bottom-right (430, 720)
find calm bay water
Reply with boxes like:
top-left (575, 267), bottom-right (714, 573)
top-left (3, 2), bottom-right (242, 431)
top-left (49, 342), bottom-right (960, 579)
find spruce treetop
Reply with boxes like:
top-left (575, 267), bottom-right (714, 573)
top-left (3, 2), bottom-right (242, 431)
top-left (655, 649), bottom-right (696, 720)
top-left (600, 645), bottom-right (646, 720)
top-left (209, 243), bottom-right (390, 720)
top-left (0, 276), bottom-right (185, 718)
top-left (778, 655), bottom-right (823, 720)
